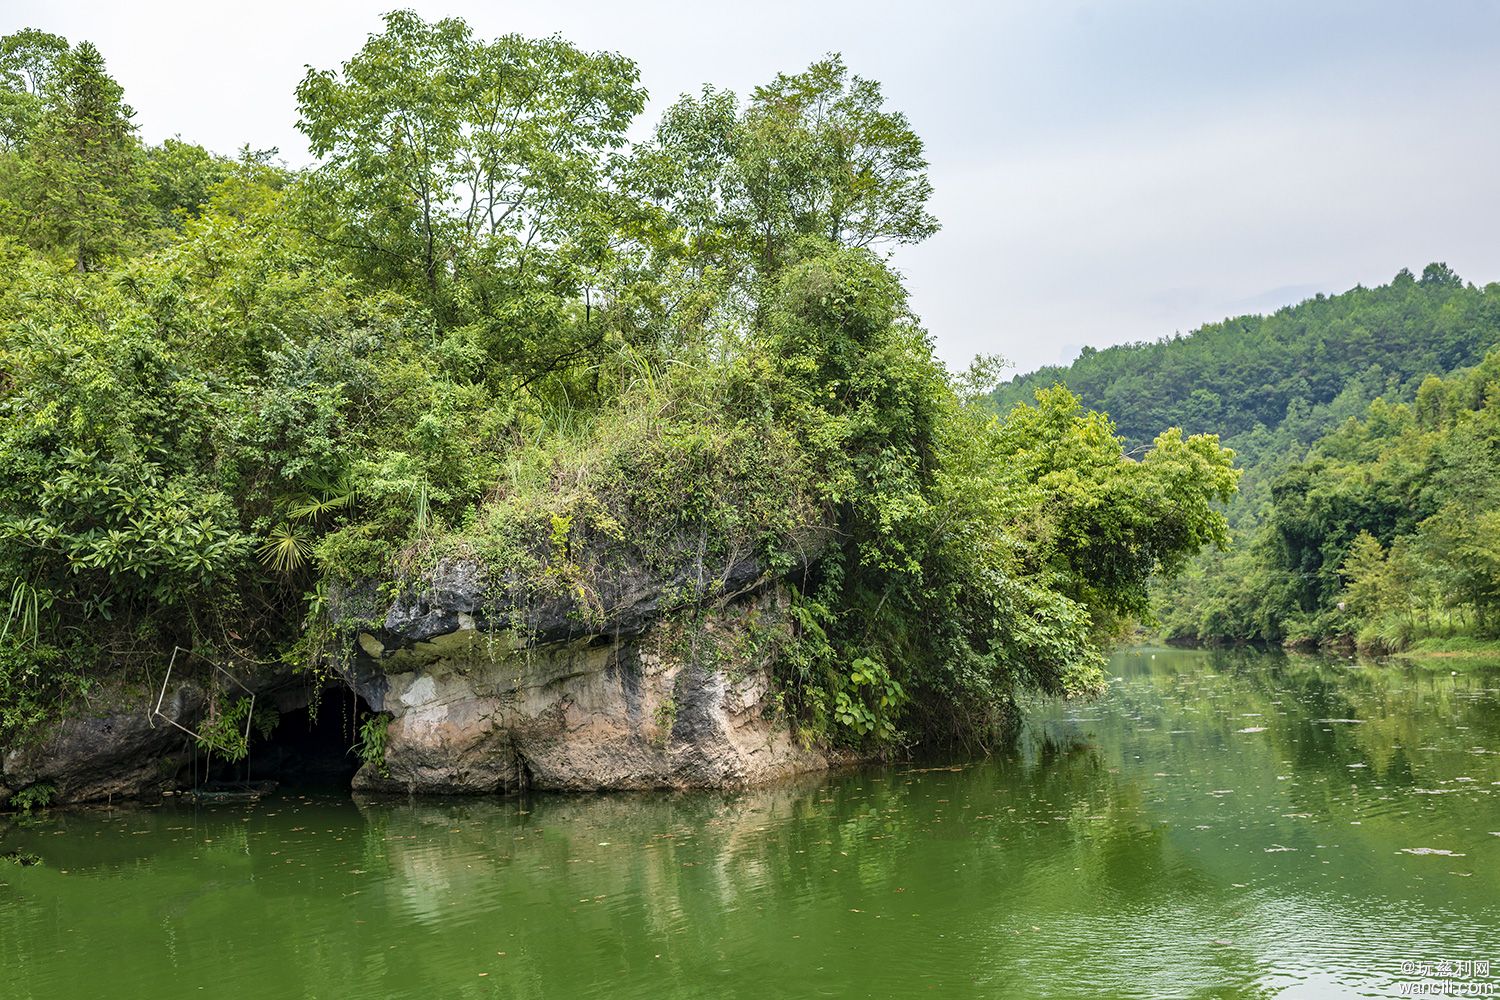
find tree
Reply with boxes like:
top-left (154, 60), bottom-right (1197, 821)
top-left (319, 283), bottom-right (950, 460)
top-left (294, 8), bottom-right (647, 371)
top-left (636, 55), bottom-right (939, 283)
top-left (18, 41), bottom-right (141, 270)
top-left (628, 85), bottom-right (745, 271)
top-left (1339, 530), bottom-right (1390, 619)
top-left (994, 386), bottom-right (1239, 628)
top-left (742, 56), bottom-right (937, 267)
top-left (1420, 261), bottom-right (1462, 288)
top-left (141, 137), bottom-right (232, 228)
top-left (0, 29), bottom-right (68, 152)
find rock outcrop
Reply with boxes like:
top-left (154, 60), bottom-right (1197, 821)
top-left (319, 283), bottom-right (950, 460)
top-left (345, 554), bottom-right (828, 794)
top-left (1, 539), bottom-right (833, 805)
top-left (0, 677), bottom-right (208, 805)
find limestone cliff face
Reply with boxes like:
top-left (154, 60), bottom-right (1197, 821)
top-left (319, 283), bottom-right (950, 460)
top-left (0, 544), bottom-right (831, 806)
top-left (344, 556), bottom-right (828, 794)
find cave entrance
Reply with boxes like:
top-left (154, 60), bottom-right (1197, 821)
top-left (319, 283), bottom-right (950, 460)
top-left (199, 686), bottom-right (373, 792)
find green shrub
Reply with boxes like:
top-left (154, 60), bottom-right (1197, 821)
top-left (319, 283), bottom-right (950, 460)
top-left (11, 782), bottom-right (55, 812)
top-left (195, 696), bottom-right (278, 763)
top-left (0, 639), bottom-right (86, 746)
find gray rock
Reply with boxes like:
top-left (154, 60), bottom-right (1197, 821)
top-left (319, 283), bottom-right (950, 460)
top-left (345, 530), bottom-right (832, 795)
top-left (1, 680), bottom-right (207, 804)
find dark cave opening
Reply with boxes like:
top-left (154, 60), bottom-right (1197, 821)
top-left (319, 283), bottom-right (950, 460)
top-left (198, 687), bottom-right (374, 791)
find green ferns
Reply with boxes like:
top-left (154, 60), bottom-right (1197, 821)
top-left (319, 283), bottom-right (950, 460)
top-left (355, 713), bottom-right (391, 777)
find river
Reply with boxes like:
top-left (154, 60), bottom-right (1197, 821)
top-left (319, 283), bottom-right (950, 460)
top-left (3, 646), bottom-right (1498, 999)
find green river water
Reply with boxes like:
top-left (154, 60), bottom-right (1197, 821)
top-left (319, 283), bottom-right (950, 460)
top-left (3, 646), bottom-right (1498, 999)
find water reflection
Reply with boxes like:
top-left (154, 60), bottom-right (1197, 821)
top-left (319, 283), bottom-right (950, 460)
top-left (2, 647), bottom-right (1498, 999)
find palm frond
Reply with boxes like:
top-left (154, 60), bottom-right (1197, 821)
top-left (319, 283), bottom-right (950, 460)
top-left (257, 524), bottom-right (313, 574)
top-left (287, 473), bottom-right (358, 522)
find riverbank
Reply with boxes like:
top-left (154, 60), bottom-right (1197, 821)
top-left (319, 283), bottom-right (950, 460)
top-left (1393, 635), bottom-right (1500, 660)
top-left (1156, 629), bottom-right (1500, 665)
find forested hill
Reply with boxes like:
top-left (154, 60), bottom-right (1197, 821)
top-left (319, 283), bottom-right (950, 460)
top-left (991, 265), bottom-right (1500, 451)
top-left (994, 263), bottom-right (1500, 653)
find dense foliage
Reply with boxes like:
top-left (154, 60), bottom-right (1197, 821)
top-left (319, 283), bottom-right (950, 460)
top-left (993, 265), bottom-right (1500, 454)
top-left (996, 261), bottom-right (1500, 652)
top-left (0, 16), bottom-right (1235, 751)
top-left (1157, 349), bottom-right (1500, 650)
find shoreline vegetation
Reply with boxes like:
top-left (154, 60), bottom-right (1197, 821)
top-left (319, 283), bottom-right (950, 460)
top-left (1397, 636), bottom-right (1500, 658)
top-left (0, 13), bottom-right (1238, 791)
top-left (998, 268), bottom-right (1500, 659)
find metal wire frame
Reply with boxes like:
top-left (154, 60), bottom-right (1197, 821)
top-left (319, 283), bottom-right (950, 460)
top-left (149, 645), bottom-right (256, 760)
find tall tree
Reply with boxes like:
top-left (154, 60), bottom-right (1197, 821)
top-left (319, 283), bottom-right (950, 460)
top-left (638, 57), bottom-right (940, 281)
top-left (0, 28), bottom-right (68, 152)
top-left (294, 9), bottom-right (646, 365)
top-left (742, 56), bottom-right (938, 265)
top-left (20, 41), bottom-right (141, 270)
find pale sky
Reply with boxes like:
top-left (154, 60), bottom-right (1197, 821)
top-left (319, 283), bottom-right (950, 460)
top-left (7, 1), bottom-right (1500, 372)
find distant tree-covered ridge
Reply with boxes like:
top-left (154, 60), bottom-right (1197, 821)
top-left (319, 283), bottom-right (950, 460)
top-left (992, 265), bottom-right (1500, 452)
top-left (993, 264), bottom-right (1500, 652)
top-left (0, 16), bottom-right (1236, 754)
